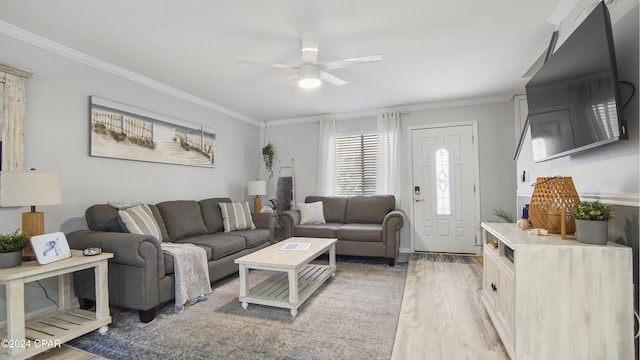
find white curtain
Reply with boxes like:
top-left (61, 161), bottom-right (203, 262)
top-left (317, 116), bottom-right (336, 195)
top-left (376, 112), bottom-right (401, 201)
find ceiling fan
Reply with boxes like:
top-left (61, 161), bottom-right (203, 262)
top-left (237, 32), bottom-right (382, 89)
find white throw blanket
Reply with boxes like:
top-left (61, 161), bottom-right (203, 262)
top-left (161, 243), bottom-right (212, 313)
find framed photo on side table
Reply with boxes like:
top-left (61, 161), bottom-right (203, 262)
top-left (30, 232), bottom-right (72, 264)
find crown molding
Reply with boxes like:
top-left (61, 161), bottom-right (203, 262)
top-left (0, 20), bottom-right (261, 126)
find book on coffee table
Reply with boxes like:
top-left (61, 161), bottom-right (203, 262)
top-left (281, 243), bottom-right (312, 251)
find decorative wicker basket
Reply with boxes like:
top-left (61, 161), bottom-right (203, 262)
top-left (529, 176), bottom-right (580, 234)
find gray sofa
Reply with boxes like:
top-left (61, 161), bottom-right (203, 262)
top-left (279, 195), bottom-right (403, 266)
top-left (67, 198), bottom-right (275, 322)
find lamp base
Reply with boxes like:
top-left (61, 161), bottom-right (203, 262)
top-left (254, 197), bottom-right (262, 213)
top-left (22, 211), bottom-right (44, 261)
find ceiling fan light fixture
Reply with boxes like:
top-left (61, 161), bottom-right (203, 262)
top-left (298, 64), bottom-right (321, 89)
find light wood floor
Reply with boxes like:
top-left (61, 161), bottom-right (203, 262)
top-left (31, 253), bottom-right (506, 360)
top-left (29, 345), bottom-right (101, 360)
top-left (391, 253), bottom-right (508, 360)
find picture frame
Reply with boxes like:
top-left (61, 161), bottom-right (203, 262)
top-left (90, 96), bottom-right (216, 168)
top-left (30, 232), bottom-right (72, 265)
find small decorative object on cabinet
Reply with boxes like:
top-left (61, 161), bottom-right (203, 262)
top-left (0, 229), bottom-right (30, 268)
top-left (573, 200), bottom-right (614, 245)
top-left (529, 176), bottom-right (580, 234)
top-left (481, 222), bottom-right (633, 359)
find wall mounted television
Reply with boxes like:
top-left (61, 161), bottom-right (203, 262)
top-left (524, 1), bottom-right (627, 163)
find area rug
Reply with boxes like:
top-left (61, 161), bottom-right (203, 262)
top-left (68, 258), bottom-right (407, 360)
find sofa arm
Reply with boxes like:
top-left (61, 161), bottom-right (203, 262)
top-left (278, 210), bottom-right (301, 239)
top-left (252, 212), bottom-right (277, 243)
top-left (382, 210), bottom-right (405, 259)
top-left (67, 230), bottom-right (165, 279)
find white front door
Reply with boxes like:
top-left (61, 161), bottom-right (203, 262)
top-left (411, 124), bottom-right (478, 253)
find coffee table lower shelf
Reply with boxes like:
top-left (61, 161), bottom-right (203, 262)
top-left (240, 264), bottom-right (335, 316)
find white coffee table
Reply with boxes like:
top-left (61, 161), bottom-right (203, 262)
top-left (234, 237), bottom-right (337, 317)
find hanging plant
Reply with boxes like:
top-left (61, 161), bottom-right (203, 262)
top-left (262, 143), bottom-right (274, 179)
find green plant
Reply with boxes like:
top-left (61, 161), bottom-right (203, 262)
top-left (0, 229), bottom-right (30, 253)
top-left (262, 143), bottom-right (275, 179)
top-left (492, 208), bottom-right (516, 223)
top-left (573, 201), bottom-right (614, 221)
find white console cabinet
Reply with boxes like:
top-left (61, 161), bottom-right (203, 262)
top-left (481, 222), bottom-right (633, 360)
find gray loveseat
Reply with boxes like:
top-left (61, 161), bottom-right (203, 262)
top-left (279, 195), bottom-right (403, 266)
top-left (67, 198), bottom-right (274, 322)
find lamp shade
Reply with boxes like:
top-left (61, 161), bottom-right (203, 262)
top-left (0, 170), bottom-right (62, 207)
top-left (248, 180), bottom-right (267, 196)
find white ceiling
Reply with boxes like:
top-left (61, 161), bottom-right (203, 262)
top-left (0, 0), bottom-right (565, 122)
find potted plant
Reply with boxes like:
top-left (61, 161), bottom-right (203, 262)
top-left (0, 229), bottom-right (30, 268)
top-left (491, 208), bottom-right (516, 223)
top-left (573, 200), bottom-right (614, 245)
top-left (262, 143), bottom-right (275, 179)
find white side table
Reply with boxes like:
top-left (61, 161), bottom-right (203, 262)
top-left (0, 249), bottom-right (113, 359)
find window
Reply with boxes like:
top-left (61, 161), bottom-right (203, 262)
top-left (335, 133), bottom-right (377, 195)
top-left (435, 148), bottom-right (451, 215)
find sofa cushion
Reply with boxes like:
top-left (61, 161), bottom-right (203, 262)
top-left (199, 198), bottom-right (231, 233)
top-left (298, 201), bottom-right (326, 225)
top-left (219, 202), bottom-right (256, 232)
top-left (294, 223), bottom-right (342, 238)
top-left (177, 234), bottom-right (245, 260)
top-left (86, 205), bottom-right (125, 232)
top-left (305, 196), bottom-right (348, 223)
top-left (345, 196), bottom-right (395, 224)
top-left (149, 204), bottom-right (170, 242)
top-left (232, 229), bottom-right (271, 248)
top-left (336, 223), bottom-right (383, 242)
top-left (118, 204), bottom-right (163, 241)
top-left (157, 200), bottom-right (208, 241)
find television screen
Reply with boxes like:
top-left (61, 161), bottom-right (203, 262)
top-left (525, 1), bottom-right (627, 162)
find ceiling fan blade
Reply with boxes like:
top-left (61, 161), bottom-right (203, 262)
top-left (320, 71), bottom-right (346, 86)
top-left (236, 59), bottom-right (297, 70)
top-left (322, 54), bottom-right (382, 71)
top-left (301, 32), bottom-right (319, 64)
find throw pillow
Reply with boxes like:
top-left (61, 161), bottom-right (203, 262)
top-left (219, 202), bottom-right (256, 232)
top-left (119, 204), bottom-right (163, 241)
top-left (298, 201), bottom-right (326, 225)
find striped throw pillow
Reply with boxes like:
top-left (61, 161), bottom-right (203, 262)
top-left (219, 202), bottom-right (256, 232)
top-left (119, 204), bottom-right (163, 241)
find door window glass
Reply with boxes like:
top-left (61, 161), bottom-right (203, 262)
top-left (435, 148), bottom-right (451, 215)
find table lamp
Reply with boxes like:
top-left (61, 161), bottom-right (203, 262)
top-left (248, 180), bottom-right (266, 212)
top-left (0, 169), bottom-right (62, 260)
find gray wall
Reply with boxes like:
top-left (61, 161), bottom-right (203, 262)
top-left (0, 33), bottom-right (261, 319)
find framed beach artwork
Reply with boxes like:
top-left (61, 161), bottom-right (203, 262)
top-left (90, 96), bottom-right (215, 168)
